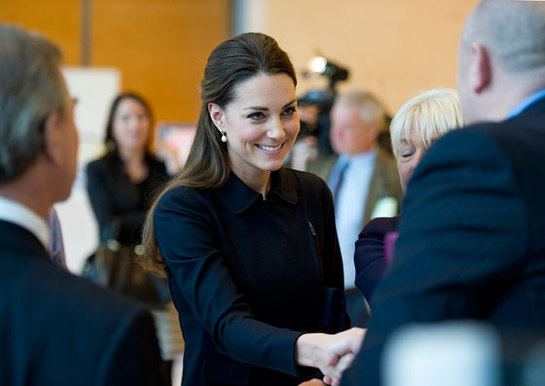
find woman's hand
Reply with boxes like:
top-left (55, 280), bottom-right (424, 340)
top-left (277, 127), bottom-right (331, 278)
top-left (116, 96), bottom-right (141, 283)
top-left (295, 327), bottom-right (366, 384)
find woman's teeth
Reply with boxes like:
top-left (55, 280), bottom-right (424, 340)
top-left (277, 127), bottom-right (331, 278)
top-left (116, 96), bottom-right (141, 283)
top-left (257, 144), bottom-right (281, 151)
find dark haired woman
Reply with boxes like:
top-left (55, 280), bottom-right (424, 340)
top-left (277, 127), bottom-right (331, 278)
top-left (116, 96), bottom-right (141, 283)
top-left (142, 33), bottom-right (364, 386)
top-left (87, 92), bottom-right (169, 245)
top-left (86, 92), bottom-right (176, 380)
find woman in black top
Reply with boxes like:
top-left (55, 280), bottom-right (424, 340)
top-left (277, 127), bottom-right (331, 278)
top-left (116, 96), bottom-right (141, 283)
top-left (142, 33), bottom-right (364, 386)
top-left (87, 92), bottom-right (169, 245)
top-left (86, 93), bottom-right (175, 381)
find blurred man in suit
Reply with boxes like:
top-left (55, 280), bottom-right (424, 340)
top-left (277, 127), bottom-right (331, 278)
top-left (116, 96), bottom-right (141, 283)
top-left (0, 24), bottom-right (168, 386)
top-left (341, 1), bottom-right (545, 384)
top-left (307, 90), bottom-right (402, 328)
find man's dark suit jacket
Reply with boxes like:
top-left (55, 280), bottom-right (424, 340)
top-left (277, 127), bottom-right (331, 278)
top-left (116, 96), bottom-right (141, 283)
top-left (0, 220), bottom-right (168, 386)
top-left (341, 96), bottom-right (545, 385)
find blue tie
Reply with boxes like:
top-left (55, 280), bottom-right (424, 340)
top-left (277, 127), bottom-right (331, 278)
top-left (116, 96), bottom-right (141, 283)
top-left (329, 159), bottom-right (349, 205)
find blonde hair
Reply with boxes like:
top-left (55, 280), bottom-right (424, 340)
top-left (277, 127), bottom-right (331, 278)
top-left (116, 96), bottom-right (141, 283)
top-left (390, 88), bottom-right (465, 159)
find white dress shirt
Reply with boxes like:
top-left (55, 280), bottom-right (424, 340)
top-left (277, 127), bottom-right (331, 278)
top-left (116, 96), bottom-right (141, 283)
top-left (330, 148), bottom-right (377, 289)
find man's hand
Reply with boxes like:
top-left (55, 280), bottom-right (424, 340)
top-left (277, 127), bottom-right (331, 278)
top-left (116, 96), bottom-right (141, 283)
top-left (296, 328), bottom-right (366, 384)
top-left (322, 353), bottom-right (356, 385)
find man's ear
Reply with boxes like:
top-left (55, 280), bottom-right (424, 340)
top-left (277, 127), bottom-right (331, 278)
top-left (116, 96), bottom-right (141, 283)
top-left (208, 103), bottom-right (225, 133)
top-left (42, 111), bottom-right (63, 165)
top-left (368, 123), bottom-right (382, 140)
top-left (470, 43), bottom-right (492, 93)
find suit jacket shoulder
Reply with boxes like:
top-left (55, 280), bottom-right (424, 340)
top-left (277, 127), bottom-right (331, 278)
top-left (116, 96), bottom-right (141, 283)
top-left (342, 124), bottom-right (538, 386)
top-left (0, 221), bottom-right (166, 386)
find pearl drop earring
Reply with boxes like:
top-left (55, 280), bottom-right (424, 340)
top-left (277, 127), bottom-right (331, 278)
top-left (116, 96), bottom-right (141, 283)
top-left (221, 131), bottom-right (227, 143)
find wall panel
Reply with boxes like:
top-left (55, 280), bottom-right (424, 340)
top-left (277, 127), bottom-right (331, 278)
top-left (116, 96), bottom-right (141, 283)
top-left (92, 0), bottom-right (230, 123)
top-left (0, 0), bottom-right (81, 65)
top-left (264, 0), bottom-right (478, 114)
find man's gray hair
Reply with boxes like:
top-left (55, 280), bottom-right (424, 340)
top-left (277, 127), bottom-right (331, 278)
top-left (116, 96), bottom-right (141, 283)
top-left (463, 0), bottom-right (545, 73)
top-left (0, 24), bottom-right (69, 183)
top-left (335, 90), bottom-right (387, 129)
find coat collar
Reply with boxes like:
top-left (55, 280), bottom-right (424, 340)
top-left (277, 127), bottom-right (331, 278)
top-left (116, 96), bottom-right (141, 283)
top-left (216, 168), bottom-right (299, 214)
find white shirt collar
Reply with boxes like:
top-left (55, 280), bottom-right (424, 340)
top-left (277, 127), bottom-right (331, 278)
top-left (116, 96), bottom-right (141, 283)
top-left (0, 196), bottom-right (49, 250)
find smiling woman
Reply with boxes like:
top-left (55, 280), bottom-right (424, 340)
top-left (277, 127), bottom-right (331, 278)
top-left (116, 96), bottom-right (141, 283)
top-left (141, 32), bottom-right (364, 386)
top-left (208, 72), bottom-right (300, 195)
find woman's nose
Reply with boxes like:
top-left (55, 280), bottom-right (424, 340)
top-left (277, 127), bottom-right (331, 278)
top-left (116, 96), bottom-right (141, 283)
top-left (267, 118), bottom-right (285, 139)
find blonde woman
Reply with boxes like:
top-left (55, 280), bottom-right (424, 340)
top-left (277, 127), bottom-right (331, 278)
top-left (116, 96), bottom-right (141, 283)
top-left (354, 88), bottom-right (465, 300)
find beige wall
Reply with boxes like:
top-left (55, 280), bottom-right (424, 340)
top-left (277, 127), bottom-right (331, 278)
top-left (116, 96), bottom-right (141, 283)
top-left (1, 0), bottom-right (230, 123)
top-left (0, 1), bottom-right (82, 65)
top-left (264, 0), bottom-right (479, 115)
top-left (91, 0), bottom-right (230, 122)
top-left (2, 1), bottom-right (479, 118)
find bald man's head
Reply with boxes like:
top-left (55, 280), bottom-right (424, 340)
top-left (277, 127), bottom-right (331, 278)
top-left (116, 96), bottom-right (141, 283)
top-left (457, 0), bottom-right (545, 123)
top-left (462, 0), bottom-right (545, 74)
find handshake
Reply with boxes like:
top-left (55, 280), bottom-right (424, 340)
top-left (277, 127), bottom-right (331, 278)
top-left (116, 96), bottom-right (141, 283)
top-left (296, 327), bottom-right (366, 386)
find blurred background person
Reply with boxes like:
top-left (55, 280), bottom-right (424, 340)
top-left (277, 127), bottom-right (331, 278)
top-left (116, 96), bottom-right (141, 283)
top-left (288, 89), bottom-right (332, 171)
top-left (307, 90), bottom-right (402, 328)
top-left (86, 92), bottom-right (169, 246)
top-left (86, 92), bottom-right (180, 382)
top-left (354, 88), bottom-right (465, 301)
top-left (0, 24), bottom-right (167, 386)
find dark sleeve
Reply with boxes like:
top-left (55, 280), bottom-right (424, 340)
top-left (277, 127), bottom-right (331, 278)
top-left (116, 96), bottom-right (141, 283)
top-left (154, 188), bottom-right (302, 375)
top-left (101, 309), bottom-right (169, 386)
top-left (86, 159), bottom-right (149, 243)
top-left (341, 129), bottom-right (527, 385)
top-left (354, 217), bottom-right (399, 300)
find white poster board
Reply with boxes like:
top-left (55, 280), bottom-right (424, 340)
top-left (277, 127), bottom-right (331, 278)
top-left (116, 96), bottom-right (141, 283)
top-left (55, 67), bottom-right (121, 274)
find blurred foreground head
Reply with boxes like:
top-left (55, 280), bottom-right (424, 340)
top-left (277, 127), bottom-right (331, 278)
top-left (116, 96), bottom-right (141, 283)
top-left (457, 0), bottom-right (545, 124)
top-left (0, 24), bottom-right (77, 207)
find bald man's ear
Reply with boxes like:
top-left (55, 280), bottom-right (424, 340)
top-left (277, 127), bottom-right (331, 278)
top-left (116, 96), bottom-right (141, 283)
top-left (470, 43), bottom-right (492, 93)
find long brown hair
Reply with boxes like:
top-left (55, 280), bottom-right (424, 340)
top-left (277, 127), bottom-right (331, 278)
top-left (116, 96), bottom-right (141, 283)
top-left (141, 32), bottom-right (297, 277)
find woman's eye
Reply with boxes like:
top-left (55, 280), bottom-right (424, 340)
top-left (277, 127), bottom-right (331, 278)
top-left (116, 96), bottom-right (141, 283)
top-left (400, 151), bottom-right (414, 159)
top-left (248, 112), bottom-right (265, 121)
top-left (282, 107), bottom-right (296, 117)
